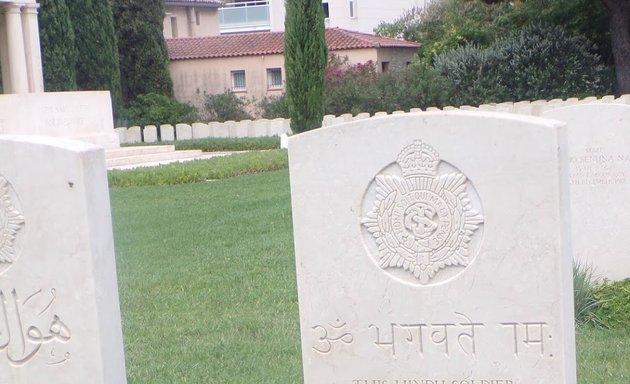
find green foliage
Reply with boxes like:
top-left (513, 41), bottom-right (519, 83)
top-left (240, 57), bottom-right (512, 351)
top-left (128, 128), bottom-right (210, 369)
top-left (497, 0), bottom-right (609, 63)
top-left (492, 24), bottom-right (608, 100)
top-left (325, 56), bottom-right (380, 115)
top-left (203, 90), bottom-right (252, 122)
top-left (258, 95), bottom-right (290, 119)
top-left (284, 0), bottom-right (328, 132)
top-left (593, 279), bottom-right (630, 329)
top-left (434, 25), bottom-right (609, 105)
top-left (377, 0), bottom-right (610, 67)
top-left (376, 0), bottom-right (513, 64)
top-left (121, 93), bottom-right (198, 127)
top-left (111, 0), bottom-right (174, 103)
top-left (108, 150), bottom-right (288, 187)
top-left (574, 262), bottom-right (602, 327)
top-left (39, 0), bottom-right (78, 91)
top-left (433, 44), bottom-right (504, 105)
top-left (323, 55), bottom-right (452, 115)
top-left (68, 0), bottom-right (123, 113)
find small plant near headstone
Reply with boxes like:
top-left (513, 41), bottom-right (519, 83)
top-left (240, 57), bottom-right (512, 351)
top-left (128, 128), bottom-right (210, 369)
top-left (573, 261), bottom-right (602, 327)
top-left (592, 279), bottom-right (630, 329)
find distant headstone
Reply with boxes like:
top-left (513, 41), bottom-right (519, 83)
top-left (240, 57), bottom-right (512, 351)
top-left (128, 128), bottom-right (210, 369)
top-left (544, 103), bottom-right (630, 280)
top-left (289, 112), bottom-right (575, 384)
top-left (0, 135), bottom-right (127, 383)
top-left (0, 91), bottom-right (119, 149)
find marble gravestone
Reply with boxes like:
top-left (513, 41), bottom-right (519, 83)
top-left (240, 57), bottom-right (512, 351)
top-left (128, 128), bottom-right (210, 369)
top-left (289, 112), bottom-right (576, 384)
top-left (0, 91), bottom-right (119, 149)
top-left (543, 104), bottom-right (630, 281)
top-left (0, 136), bottom-right (126, 383)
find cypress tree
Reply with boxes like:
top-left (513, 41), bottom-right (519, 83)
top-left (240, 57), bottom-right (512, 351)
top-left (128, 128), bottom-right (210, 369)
top-left (284, 0), bottom-right (328, 132)
top-left (67, 0), bottom-right (123, 113)
top-left (111, 0), bottom-right (174, 104)
top-left (38, 0), bottom-right (78, 91)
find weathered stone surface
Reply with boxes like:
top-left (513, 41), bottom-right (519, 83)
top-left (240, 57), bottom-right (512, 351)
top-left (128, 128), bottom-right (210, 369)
top-left (0, 91), bottom-right (119, 148)
top-left (289, 112), bottom-right (575, 384)
top-left (0, 135), bottom-right (126, 383)
top-left (544, 103), bottom-right (630, 280)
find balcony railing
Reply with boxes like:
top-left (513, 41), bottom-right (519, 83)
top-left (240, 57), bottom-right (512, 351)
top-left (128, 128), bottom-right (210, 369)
top-left (219, 1), bottom-right (270, 33)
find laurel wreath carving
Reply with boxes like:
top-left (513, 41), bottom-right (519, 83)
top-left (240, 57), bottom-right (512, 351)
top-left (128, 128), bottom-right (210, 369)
top-left (0, 176), bottom-right (25, 264)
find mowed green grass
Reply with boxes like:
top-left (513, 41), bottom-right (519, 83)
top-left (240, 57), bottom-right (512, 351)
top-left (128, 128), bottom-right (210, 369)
top-left (111, 170), bottom-right (302, 383)
top-left (110, 169), bottom-right (630, 383)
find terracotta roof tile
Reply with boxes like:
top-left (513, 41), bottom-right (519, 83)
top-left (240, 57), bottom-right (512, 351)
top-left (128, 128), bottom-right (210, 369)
top-left (167, 28), bottom-right (419, 60)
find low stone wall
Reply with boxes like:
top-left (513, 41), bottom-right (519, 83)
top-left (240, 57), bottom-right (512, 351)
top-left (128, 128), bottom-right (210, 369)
top-left (321, 94), bottom-right (630, 127)
top-left (115, 94), bottom-right (630, 144)
top-left (115, 118), bottom-right (292, 144)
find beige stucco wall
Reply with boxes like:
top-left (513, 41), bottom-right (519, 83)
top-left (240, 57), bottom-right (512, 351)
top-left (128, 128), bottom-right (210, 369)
top-left (169, 47), bottom-right (416, 109)
top-left (170, 54), bottom-right (286, 108)
top-left (163, 6), bottom-right (220, 38)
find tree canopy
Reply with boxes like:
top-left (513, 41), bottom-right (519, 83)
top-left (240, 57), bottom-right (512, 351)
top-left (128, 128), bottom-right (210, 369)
top-left (111, 0), bottom-right (174, 104)
top-left (284, 0), bottom-right (328, 132)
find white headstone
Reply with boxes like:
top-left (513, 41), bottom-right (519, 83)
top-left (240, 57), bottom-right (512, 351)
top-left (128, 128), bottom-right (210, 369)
top-left (192, 122), bottom-right (210, 139)
top-left (0, 91), bottom-right (119, 149)
top-left (543, 103), bottom-right (630, 280)
top-left (289, 112), bottom-right (575, 384)
top-left (175, 123), bottom-right (193, 141)
top-left (143, 125), bottom-right (158, 143)
top-left (160, 124), bottom-right (175, 141)
top-left (126, 126), bottom-right (142, 144)
top-left (0, 135), bottom-right (126, 383)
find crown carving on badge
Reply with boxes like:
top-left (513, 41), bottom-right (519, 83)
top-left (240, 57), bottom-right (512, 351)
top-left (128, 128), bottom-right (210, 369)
top-left (396, 140), bottom-right (440, 178)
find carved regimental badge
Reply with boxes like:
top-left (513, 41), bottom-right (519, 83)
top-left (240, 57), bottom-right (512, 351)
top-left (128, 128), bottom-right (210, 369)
top-left (361, 140), bottom-right (484, 285)
top-left (0, 175), bottom-right (25, 274)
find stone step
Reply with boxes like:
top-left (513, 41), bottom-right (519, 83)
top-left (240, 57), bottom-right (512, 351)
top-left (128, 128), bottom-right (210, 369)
top-left (106, 149), bottom-right (204, 169)
top-left (105, 145), bottom-right (176, 159)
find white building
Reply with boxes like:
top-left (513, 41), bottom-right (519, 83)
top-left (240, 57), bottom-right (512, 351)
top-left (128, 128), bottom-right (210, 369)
top-left (164, 0), bottom-right (431, 37)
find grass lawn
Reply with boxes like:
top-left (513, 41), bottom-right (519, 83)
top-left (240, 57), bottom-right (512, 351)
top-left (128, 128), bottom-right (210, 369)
top-left (110, 169), bottom-right (630, 383)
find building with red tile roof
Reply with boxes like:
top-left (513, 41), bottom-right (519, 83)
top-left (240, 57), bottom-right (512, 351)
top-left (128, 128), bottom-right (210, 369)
top-left (167, 28), bottom-right (419, 108)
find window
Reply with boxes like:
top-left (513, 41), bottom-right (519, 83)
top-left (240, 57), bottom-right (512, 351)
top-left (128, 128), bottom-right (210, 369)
top-left (381, 61), bottom-right (390, 72)
top-left (231, 70), bottom-right (247, 91)
top-left (170, 16), bottom-right (178, 38)
top-left (267, 68), bottom-right (282, 89)
top-left (349, 0), bottom-right (355, 18)
top-left (322, 2), bottom-right (329, 18)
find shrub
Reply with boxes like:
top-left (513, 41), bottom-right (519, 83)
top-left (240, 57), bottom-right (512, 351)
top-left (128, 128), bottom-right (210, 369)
top-left (121, 93), bottom-right (198, 127)
top-left (573, 261), bottom-right (602, 327)
top-left (434, 24), bottom-right (609, 106)
top-left (204, 90), bottom-right (252, 122)
top-left (593, 279), bottom-right (630, 329)
top-left (492, 24), bottom-right (609, 101)
top-left (325, 56), bottom-right (382, 115)
top-left (258, 95), bottom-right (290, 119)
top-left (433, 44), bottom-right (506, 106)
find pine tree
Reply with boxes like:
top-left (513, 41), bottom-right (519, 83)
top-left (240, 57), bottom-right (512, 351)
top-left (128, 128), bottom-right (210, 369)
top-left (111, 0), bottom-right (174, 104)
top-left (67, 0), bottom-right (123, 112)
top-left (284, 0), bottom-right (328, 132)
top-left (38, 0), bottom-right (78, 91)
